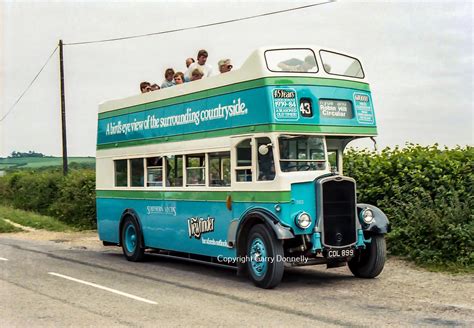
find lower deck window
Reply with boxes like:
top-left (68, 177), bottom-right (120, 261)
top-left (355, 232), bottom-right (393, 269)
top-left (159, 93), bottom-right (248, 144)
top-left (186, 154), bottom-right (205, 186)
top-left (114, 160), bottom-right (128, 187)
top-left (209, 152), bottom-right (230, 186)
top-left (166, 155), bottom-right (183, 187)
top-left (236, 139), bottom-right (252, 182)
top-left (147, 157), bottom-right (163, 186)
top-left (130, 158), bottom-right (144, 187)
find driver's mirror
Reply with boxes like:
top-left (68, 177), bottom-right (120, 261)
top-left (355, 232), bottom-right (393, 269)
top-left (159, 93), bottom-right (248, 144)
top-left (258, 143), bottom-right (272, 156)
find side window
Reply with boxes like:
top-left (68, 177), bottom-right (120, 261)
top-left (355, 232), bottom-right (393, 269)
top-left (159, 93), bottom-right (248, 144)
top-left (257, 137), bottom-right (275, 181)
top-left (327, 150), bottom-right (339, 172)
top-left (186, 154), bottom-right (205, 186)
top-left (166, 155), bottom-right (183, 187)
top-left (130, 158), bottom-right (144, 187)
top-left (209, 152), bottom-right (230, 187)
top-left (236, 139), bottom-right (252, 182)
top-left (114, 160), bottom-right (128, 187)
top-left (146, 157), bottom-right (163, 187)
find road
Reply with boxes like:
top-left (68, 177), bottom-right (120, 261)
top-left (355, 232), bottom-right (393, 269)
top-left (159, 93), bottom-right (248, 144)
top-left (0, 235), bottom-right (473, 327)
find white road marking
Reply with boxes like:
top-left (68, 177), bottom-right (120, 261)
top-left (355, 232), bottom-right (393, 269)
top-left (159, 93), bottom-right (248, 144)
top-left (0, 257), bottom-right (8, 261)
top-left (48, 272), bottom-right (157, 305)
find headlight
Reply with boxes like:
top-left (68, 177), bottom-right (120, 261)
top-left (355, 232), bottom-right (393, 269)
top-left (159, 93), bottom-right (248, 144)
top-left (360, 208), bottom-right (374, 224)
top-left (295, 212), bottom-right (312, 229)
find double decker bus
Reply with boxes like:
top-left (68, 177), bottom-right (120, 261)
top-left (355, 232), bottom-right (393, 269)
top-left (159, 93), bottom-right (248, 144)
top-left (96, 46), bottom-right (390, 288)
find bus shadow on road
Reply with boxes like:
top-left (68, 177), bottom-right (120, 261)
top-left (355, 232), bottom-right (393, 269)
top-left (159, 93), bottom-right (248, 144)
top-left (102, 251), bottom-right (355, 288)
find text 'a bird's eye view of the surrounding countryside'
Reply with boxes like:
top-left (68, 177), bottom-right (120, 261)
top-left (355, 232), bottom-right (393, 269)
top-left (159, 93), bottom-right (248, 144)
top-left (0, 1), bottom-right (473, 327)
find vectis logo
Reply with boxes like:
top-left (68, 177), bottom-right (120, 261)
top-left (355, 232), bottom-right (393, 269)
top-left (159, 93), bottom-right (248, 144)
top-left (187, 217), bottom-right (215, 239)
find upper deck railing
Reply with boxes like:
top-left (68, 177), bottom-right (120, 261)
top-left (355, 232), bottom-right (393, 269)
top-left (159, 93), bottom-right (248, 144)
top-left (97, 46), bottom-right (377, 150)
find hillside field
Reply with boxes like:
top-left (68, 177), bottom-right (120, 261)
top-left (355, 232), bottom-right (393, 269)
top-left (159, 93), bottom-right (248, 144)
top-left (0, 157), bottom-right (95, 170)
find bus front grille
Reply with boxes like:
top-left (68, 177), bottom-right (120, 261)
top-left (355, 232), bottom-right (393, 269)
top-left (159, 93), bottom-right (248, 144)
top-left (321, 178), bottom-right (357, 247)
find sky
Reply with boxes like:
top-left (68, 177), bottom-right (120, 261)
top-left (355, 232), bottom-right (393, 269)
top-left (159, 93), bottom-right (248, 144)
top-left (0, 0), bottom-right (472, 157)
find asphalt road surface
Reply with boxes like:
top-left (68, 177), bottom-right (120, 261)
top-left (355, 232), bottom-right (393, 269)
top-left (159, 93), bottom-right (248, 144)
top-left (0, 236), bottom-right (472, 327)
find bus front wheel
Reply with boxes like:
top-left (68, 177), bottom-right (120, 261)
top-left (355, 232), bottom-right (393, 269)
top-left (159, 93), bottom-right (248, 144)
top-left (246, 224), bottom-right (284, 289)
top-left (121, 216), bottom-right (145, 262)
top-left (348, 234), bottom-right (386, 278)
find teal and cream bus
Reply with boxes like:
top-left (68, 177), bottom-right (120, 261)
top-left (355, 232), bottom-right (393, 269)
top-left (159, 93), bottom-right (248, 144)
top-left (96, 46), bottom-right (390, 288)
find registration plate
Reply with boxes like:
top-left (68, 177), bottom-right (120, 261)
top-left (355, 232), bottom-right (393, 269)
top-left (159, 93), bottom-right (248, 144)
top-left (326, 248), bottom-right (354, 258)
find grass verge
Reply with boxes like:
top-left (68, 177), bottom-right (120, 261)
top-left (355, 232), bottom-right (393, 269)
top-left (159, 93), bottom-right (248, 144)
top-left (0, 218), bottom-right (23, 233)
top-left (0, 206), bottom-right (76, 232)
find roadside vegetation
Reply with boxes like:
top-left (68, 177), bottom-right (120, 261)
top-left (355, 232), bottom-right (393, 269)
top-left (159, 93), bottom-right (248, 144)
top-left (344, 145), bottom-right (473, 272)
top-left (0, 206), bottom-right (75, 232)
top-left (0, 168), bottom-right (96, 229)
top-left (0, 145), bottom-right (472, 272)
top-left (0, 215), bottom-right (23, 233)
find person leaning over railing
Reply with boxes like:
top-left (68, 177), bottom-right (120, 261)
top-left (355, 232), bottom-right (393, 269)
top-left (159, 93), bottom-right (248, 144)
top-left (190, 68), bottom-right (204, 81)
top-left (218, 59), bottom-right (233, 73)
top-left (185, 49), bottom-right (213, 80)
top-left (140, 81), bottom-right (152, 93)
top-left (174, 72), bottom-right (185, 85)
top-left (161, 68), bottom-right (176, 89)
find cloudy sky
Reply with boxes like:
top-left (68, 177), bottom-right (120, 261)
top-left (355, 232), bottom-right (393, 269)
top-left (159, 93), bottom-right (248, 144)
top-left (0, 0), bottom-right (472, 157)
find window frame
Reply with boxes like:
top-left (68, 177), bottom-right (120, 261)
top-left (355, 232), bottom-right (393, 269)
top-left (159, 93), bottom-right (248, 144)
top-left (264, 48), bottom-right (319, 74)
top-left (234, 138), bottom-right (254, 183)
top-left (319, 49), bottom-right (365, 79)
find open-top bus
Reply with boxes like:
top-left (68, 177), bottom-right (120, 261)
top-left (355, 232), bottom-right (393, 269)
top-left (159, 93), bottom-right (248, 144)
top-left (96, 46), bottom-right (389, 288)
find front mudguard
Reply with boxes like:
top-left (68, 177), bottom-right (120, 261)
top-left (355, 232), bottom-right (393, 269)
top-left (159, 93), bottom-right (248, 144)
top-left (357, 203), bottom-right (390, 234)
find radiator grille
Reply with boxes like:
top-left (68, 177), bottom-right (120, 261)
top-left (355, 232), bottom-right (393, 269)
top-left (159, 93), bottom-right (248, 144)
top-left (321, 179), bottom-right (356, 247)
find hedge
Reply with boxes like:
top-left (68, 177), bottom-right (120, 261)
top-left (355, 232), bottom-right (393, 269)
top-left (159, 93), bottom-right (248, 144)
top-left (0, 168), bottom-right (96, 229)
top-left (0, 145), bottom-right (472, 270)
top-left (344, 145), bottom-right (473, 270)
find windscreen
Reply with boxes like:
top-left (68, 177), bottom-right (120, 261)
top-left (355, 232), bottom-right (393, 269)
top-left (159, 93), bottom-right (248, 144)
top-left (279, 135), bottom-right (326, 172)
top-left (320, 50), bottom-right (364, 78)
top-left (265, 49), bottom-right (318, 73)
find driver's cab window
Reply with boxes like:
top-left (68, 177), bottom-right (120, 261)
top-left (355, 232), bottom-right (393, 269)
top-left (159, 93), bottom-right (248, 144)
top-left (257, 137), bottom-right (275, 181)
top-left (327, 150), bottom-right (339, 173)
top-left (236, 139), bottom-right (252, 182)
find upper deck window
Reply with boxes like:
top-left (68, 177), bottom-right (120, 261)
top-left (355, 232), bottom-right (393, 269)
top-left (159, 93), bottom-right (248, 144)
top-left (319, 50), bottom-right (365, 79)
top-left (265, 49), bottom-right (318, 73)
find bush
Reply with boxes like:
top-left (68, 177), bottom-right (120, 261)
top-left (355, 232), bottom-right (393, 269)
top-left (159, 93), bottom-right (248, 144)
top-left (0, 168), bottom-right (96, 229)
top-left (344, 145), bottom-right (474, 270)
top-left (49, 169), bottom-right (96, 229)
top-left (3, 170), bottom-right (63, 213)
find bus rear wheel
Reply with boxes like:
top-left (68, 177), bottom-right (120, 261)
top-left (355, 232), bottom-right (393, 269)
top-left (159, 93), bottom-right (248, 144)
top-left (121, 216), bottom-right (145, 262)
top-left (246, 224), bottom-right (284, 289)
top-left (348, 234), bottom-right (386, 278)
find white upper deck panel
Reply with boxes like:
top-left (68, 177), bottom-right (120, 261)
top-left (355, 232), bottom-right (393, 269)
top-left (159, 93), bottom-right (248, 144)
top-left (99, 45), bottom-right (368, 114)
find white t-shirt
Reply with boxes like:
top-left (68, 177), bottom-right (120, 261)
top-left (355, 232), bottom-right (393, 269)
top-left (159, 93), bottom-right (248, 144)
top-left (185, 62), bottom-right (213, 79)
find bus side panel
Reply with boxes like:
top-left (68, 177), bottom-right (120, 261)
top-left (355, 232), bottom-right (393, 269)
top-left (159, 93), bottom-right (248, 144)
top-left (96, 198), bottom-right (123, 243)
top-left (98, 197), bottom-right (236, 258)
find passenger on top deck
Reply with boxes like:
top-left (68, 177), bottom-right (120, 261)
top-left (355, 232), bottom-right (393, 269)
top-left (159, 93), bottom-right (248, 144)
top-left (150, 84), bottom-right (160, 91)
top-left (185, 57), bottom-right (195, 68)
top-left (161, 68), bottom-right (176, 89)
top-left (185, 49), bottom-right (213, 79)
top-left (190, 68), bottom-right (204, 81)
top-left (173, 72), bottom-right (185, 85)
top-left (218, 59), bottom-right (233, 73)
top-left (140, 81), bottom-right (152, 93)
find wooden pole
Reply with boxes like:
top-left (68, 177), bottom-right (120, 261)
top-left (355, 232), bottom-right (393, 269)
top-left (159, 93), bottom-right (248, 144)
top-left (59, 39), bottom-right (68, 175)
